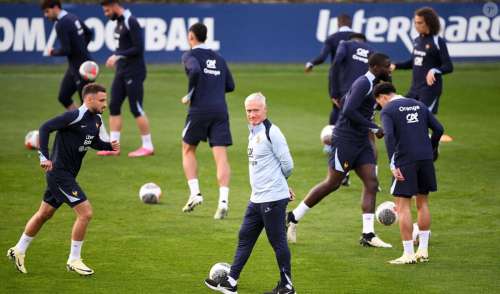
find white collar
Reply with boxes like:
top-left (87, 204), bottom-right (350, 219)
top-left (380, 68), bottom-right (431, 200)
top-left (123, 9), bottom-right (132, 18)
top-left (57, 10), bottom-right (68, 20)
top-left (248, 121), bottom-right (265, 133)
top-left (391, 95), bottom-right (406, 101)
top-left (192, 43), bottom-right (210, 50)
top-left (338, 26), bottom-right (352, 32)
top-left (364, 71), bottom-right (376, 83)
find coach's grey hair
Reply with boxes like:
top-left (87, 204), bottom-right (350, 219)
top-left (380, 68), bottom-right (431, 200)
top-left (244, 92), bottom-right (267, 106)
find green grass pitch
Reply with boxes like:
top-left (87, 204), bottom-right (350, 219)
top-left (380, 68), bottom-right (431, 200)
top-left (1, 63), bottom-right (499, 293)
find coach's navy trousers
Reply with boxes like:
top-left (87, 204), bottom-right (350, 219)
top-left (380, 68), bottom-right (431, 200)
top-left (229, 198), bottom-right (292, 286)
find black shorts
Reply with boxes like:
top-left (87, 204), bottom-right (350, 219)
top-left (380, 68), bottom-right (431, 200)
top-left (390, 160), bottom-right (437, 198)
top-left (43, 173), bottom-right (87, 209)
top-left (110, 72), bottom-right (146, 117)
top-left (182, 112), bottom-right (232, 147)
top-left (329, 138), bottom-right (376, 173)
top-left (407, 90), bottom-right (441, 114)
top-left (58, 68), bottom-right (89, 108)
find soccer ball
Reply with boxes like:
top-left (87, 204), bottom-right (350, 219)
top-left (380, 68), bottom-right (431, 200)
top-left (139, 182), bottom-right (162, 204)
top-left (375, 201), bottom-right (398, 226)
top-left (209, 262), bottom-right (231, 284)
top-left (79, 60), bottom-right (99, 81)
top-left (24, 130), bottom-right (39, 150)
top-left (320, 125), bottom-right (334, 145)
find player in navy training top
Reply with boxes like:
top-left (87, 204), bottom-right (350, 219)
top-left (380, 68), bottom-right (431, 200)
top-left (99, 0), bottom-right (154, 157)
top-left (305, 14), bottom-right (354, 125)
top-left (328, 33), bottom-right (375, 186)
top-left (391, 7), bottom-right (453, 140)
top-left (287, 53), bottom-right (393, 248)
top-left (180, 23), bottom-right (235, 220)
top-left (374, 82), bottom-right (443, 264)
top-left (7, 84), bottom-right (119, 276)
top-left (41, 0), bottom-right (93, 111)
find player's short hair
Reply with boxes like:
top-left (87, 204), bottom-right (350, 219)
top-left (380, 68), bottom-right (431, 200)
top-left (82, 83), bottom-right (106, 98)
top-left (100, 0), bottom-right (120, 6)
top-left (189, 23), bottom-right (207, 43)
top-left (368, 53), bottom-right (390, 68)
top-left (245, 92), bottom-right (267, 107)
top-left (337, 14), bottom-right (352, 27)
top-left (416, 7), bottom-right (440, 36)
top-left (373, 82), bottom-right (396, 98)
top-left (349, 33), bottom-right (366, 41)
top-left (40, 0), bottom-right (61, 10)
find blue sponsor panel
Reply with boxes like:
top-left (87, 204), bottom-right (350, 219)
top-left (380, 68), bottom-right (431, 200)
top-left (0, 3), bottom-right (499, 64)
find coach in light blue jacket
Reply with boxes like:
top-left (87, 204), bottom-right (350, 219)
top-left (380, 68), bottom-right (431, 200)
top-left (204, 92), bottom-right (296, 294)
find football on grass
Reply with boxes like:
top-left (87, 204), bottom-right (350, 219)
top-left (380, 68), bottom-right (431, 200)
top-left (139, 182), bottom-right (162, 204)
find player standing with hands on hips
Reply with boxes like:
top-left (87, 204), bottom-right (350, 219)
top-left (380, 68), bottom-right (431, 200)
top-left (7, 84), bottom-right (119, 276)
top-left (205, 92), bottom-right (296, 294)
top-left (374, 82), bottom-right (443, 264)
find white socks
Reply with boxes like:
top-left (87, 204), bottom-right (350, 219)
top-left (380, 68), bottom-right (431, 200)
top-left (362, 213), bottom-right (375, 234)
top-left (110, 131), bottom-right (120, 143)
top-left (403, 240), bottom-right (414, 255)
top-left (68, 240), bottom-right (83, 262)
top-left (292, 201), bottom-right (310, 222)
top-left (188, 179), bottom-right (200, 196)
top-left (418, 230), bottom-right (430, 250)
top-left (141, 134), bottom-right (153, 150)
top-left (219, 186), bottom-right (229, 207)
top-left (15, 233), bottom-right (34, 254)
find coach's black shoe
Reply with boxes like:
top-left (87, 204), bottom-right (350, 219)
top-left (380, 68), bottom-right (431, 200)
top-left (360, 232), bottom-right (392, 248)
top-left (264, 281), bottom-right (296, 294)
top-left (205, 276), bottom-right (238, 294)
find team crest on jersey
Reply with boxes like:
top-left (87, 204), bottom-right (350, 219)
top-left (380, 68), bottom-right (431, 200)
top-left (426, 44), bottom-right (431, 49)
top-left (72, 191), bottom-right (78, 197)
top-left (344, 161), bottom-right (349, 169)
top-left (256, 135), bottom-right (261, 144)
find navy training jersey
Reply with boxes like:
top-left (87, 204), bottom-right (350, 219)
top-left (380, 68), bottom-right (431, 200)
top-left (51, 10), bottom-right (92, 74)
top-left (395, 35), bottom-right (453, 96)
top-left (333, 71), bottom-right (380, 142)
top-left (330, 40), bottom-right (374, 99)
top-left (309, 27), bottom-right (354, 65)
top-left (182, 45), bottom-right (235, 114)
top-left (38, 105), bottom-right (113, 177)
top-left (114, 9), bottom-right (146, 76)
top-left (380, 96), bottom-right (444, 168)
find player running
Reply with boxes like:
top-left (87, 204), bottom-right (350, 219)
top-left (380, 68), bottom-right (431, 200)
top-left (287, 53), bottom-right (392, 248)
top-left (7, 83), bottom-right (119, 275)
top-left (180, 23), bottom-right (235, 219)
top-left (98, 0), bottom-right (154, 157)
top-left (205, 92), bottom-right (296, 294)
top-left (391, 7), bottom-right (453, 141)
top-left (374, 82), bottom-right (443, 264)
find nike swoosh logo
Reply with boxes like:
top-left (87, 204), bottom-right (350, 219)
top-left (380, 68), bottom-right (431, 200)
top-left (81, 125), bottom-right (86, 128)
top-left (70, 265), bottom-right (92, 272)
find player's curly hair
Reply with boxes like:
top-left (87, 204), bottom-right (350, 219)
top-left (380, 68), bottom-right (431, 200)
top-left (415, 7), bottom-right (441, 36)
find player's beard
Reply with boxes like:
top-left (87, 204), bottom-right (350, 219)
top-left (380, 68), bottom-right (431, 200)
top-left (108, 13), bottom-right (118, 21)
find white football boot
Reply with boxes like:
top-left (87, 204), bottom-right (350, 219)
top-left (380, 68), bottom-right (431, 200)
top-left (66, 259), bottom-right (94, 276)
top-left (182, 194), bottom-right (203, 212)
top-left (389, 253), bottom-right (417, 265)
top-left (7, 247), bottom-right (27, 274)
top-left (415, 248), bottom-right (429, 263)
top-left (214, 203), bottom-right (228, 220)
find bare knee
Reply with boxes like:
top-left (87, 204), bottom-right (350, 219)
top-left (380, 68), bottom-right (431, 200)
top-left (36, 209), bottom-right (54, 222)
top-left (78, 209), bottom-right (93, 222)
